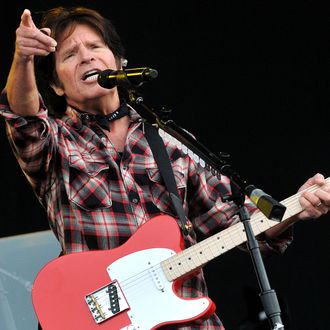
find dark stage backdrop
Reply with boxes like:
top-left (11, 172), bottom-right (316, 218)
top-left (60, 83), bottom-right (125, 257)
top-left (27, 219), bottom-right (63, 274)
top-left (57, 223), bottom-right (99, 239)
top-left (0, 1), bottom-right (329, 329)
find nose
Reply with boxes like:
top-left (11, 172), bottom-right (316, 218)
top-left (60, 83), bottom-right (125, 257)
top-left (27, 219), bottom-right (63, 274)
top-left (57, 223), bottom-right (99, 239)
top-left (79, 46), bottom-right (95, 64)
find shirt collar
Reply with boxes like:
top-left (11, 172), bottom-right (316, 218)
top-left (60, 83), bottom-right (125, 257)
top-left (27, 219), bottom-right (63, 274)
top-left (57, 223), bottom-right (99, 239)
top-left (61, 102), bottom-right (142, 130)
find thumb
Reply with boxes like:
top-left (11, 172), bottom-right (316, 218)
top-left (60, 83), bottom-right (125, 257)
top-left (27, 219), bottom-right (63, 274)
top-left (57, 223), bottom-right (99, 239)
top-left (20, 9), bottom-right (36, 28)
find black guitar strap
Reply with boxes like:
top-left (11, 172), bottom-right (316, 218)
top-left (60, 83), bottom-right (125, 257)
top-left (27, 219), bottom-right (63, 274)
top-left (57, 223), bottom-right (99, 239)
top-left (144, 123), bottom-right (190, 236)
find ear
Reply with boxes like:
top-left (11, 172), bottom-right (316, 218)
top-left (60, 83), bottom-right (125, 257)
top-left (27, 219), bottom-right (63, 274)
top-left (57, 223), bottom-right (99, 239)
top-left (121, 58), bottom-right (128, 68)
top-left (50, 83), bottom-right (65, 96)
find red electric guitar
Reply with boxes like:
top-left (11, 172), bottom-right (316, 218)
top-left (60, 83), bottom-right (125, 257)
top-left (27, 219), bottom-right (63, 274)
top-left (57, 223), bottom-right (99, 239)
top-left (32, 180), bottom-right (327, 329)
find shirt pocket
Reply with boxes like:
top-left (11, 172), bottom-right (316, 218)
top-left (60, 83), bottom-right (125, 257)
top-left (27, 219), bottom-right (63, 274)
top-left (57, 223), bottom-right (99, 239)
top-left (146, 166), bottom-right (187, 215)
top-left (68, 153), bottom-right (112, 211)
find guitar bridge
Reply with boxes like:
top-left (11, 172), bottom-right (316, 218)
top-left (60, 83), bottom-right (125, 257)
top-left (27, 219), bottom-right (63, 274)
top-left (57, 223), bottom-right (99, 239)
top-left (85, 280), bottom-right (129, 323)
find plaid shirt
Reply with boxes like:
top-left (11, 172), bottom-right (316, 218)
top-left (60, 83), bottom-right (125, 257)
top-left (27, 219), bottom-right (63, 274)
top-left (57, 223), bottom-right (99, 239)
top-left (0, 93), bottom-right (292, 329)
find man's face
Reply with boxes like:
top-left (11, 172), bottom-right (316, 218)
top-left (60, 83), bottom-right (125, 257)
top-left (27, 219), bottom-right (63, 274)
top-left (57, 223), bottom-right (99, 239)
top-left (52, 23), bottom-right (118, 110)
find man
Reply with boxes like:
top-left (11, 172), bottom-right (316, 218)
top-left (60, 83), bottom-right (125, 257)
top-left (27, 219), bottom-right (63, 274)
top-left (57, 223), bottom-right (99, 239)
top-left (1, 7), bottom-right (329, 329)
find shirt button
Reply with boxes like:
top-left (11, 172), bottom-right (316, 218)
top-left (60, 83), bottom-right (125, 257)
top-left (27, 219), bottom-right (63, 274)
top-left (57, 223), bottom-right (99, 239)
top-left (128, 190), bottom-right (139, 203)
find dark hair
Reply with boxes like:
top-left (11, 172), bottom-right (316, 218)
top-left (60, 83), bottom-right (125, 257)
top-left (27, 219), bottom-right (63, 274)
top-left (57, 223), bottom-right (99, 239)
top-left (34, 6), bottom-right (126, 116)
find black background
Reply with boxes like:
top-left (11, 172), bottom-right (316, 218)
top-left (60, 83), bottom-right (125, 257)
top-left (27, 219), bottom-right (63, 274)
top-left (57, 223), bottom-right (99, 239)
top-left (0, 1), bottom-right (329, 329)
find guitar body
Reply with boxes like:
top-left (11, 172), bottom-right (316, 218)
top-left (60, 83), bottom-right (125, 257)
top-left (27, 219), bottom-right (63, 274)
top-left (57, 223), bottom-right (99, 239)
top-left (32, 215), bottom-right (215, 329)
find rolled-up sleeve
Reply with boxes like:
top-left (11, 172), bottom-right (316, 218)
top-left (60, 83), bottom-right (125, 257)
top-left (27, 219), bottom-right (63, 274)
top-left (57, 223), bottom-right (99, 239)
top-left (187, 157), bottom-right (293, 256)
top-left (0, 90), bottom-right (58, 199)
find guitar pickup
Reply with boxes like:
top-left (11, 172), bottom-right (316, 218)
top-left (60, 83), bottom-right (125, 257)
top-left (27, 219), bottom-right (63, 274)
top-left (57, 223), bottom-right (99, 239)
top-left (85, 280), bottom-right (129, 324)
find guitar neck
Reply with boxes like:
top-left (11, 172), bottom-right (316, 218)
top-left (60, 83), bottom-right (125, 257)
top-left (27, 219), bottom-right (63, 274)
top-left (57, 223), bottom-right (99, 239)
top-left (162, 177), bottom-right (330, 281)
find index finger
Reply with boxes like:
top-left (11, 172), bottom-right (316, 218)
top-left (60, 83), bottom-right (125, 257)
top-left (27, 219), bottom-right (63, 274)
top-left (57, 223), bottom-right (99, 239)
top-left (20, 9), bottom-right (36, 29)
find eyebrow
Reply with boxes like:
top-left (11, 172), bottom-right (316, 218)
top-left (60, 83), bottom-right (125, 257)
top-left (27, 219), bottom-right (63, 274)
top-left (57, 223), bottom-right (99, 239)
top-left (59, 39), bottom-right (105, 56)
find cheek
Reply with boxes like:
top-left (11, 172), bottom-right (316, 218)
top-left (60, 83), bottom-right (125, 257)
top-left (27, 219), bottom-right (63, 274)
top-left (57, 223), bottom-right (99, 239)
top-left (56, 66), bottom-right (76, 90)
top-left (102, 51), bottom-right (119, 69)
top-left (57, 67), bottom-right (71, 82)
top-left (56, 58), bottom-right (75, 78)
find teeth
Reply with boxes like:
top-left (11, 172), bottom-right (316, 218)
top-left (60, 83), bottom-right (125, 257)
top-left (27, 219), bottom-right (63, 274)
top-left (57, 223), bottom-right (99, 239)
top-left (85, 74), bottom-right (98, 82)
top-left (83, 70), bottom-right (99, 80)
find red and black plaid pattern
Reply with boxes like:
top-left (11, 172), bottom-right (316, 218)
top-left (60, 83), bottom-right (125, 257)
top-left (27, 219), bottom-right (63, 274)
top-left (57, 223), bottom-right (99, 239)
top-left (0, 93), bottom-right (292, 329)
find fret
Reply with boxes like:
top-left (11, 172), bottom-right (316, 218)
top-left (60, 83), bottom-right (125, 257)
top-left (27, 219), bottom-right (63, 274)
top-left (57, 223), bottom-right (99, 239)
top-left (162, 177), bottom-right (330, 282)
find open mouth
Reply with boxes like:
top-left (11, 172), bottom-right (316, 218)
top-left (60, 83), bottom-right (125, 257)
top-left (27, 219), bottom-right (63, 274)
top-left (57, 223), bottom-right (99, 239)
top-left (82, 70), bottom-right (99, 81)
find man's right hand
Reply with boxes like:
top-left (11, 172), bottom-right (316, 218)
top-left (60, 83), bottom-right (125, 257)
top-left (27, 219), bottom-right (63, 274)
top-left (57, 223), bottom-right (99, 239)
top-left (15, 9), bottom-right (57, 61)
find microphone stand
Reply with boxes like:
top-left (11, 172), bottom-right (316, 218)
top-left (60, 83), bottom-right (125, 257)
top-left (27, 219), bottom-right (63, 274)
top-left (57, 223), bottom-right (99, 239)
top-left (226, 182), bottom-right (285, 330)
top-left (124, 85), bottom-right (285, 330)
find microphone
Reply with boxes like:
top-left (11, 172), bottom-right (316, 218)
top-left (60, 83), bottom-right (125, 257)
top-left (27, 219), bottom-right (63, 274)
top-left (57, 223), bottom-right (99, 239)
top-left (245, 185), bottom-right (286, 221)
top-left (98, 67), bottom-right (158, 89)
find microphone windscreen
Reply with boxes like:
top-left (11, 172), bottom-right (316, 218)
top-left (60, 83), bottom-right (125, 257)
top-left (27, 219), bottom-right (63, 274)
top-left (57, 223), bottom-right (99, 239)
top-left (97, 69), bottom-right (117, 89)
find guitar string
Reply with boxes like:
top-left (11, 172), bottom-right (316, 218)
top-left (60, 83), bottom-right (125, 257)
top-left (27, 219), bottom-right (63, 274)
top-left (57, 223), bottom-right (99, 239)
top-left (111, 179), bottom-right (329, 295)
top-left (111, 179), bottom-right (328, 296)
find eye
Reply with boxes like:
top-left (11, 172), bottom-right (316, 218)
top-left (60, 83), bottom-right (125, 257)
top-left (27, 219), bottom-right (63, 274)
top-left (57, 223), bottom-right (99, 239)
top-left (91, 44), bottom-right (101, 49)
top-left (90, 41), bottom-right (107, 50)
top-left (62, 52), bottom-right (75, 61)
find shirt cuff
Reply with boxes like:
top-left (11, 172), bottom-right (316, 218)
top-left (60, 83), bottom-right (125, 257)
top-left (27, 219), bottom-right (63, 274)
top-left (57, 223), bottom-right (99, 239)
top-left (0, 91), bottom-right (48, 128)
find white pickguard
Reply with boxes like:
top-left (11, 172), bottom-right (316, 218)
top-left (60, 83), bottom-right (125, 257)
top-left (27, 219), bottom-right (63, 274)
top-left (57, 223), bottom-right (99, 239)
top-left (107, 248), bottom-right (210, 329)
